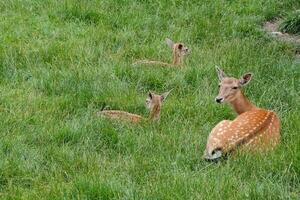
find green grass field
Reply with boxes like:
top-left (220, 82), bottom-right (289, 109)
top-left (0, 0), bottom-right (300, 199)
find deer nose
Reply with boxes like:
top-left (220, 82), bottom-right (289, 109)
top-left (215, 97), bottom-right (224, 103)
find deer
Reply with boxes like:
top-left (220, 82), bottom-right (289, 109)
top-left (203, 66), bottom-right (280, 161)
top-left (97, 91), bottom-right (171, 123)
top-left (132, 38), bottom-right (189, 67)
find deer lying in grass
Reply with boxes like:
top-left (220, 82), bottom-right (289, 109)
top-left (132, 38), bottom-right (189, 67)
top-left (203, 67), bottom-right (280, 161)
top-left (97, 91), bottom-right (171, 123)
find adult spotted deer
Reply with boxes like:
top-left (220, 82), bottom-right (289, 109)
top-left (203, 67), bottom-right (280, 161)
top-left (132, 38), bottom-right (189, 67)
top-left (97, 91), bottom-right (171, 123)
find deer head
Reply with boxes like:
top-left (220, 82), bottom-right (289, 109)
top-left (166, 38), bottom-right (189, 65)
top-left (146, 90), bottom-right (172, 121)
top-left (215, 66), bottom-right (252, 104)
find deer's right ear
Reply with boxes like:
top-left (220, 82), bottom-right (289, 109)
top-left (216, 66), bottom-right (227, 81)
top-left (166, 38), bottom-right (174, 49)
top-left (148, 92), bottom-right (153, 99)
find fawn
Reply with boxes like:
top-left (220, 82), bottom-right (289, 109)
top-left (203, 67), bottom-right (280, 161)
top-left (97, 91), bottom-right (171, 123)
top-left (132, 38), bottom-right (189, 67)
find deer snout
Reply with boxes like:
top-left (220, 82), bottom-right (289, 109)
top-left (203, 148), bottom-right (223, 162)
top-left (215, 97), bottom-right (224, 103)
top-left (184, 48), bottom-right (190, 54)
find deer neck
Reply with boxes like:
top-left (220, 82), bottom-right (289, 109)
top-left (149, 104), bottom-right (161, 121)
top-left (229, 91), bottom-right (257, 115)
top-left (172, 52), bottom-right (182, 65)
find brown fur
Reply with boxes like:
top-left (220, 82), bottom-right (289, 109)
top-left (99, 110), bottom-right (143, 123)
top-left (203, 67), bottom-right (280, 160)
top-left (132, 38), bottom-right (189, 67)
top-left (97, 91), bottom-right (171, 123)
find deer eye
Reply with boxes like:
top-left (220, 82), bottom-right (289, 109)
top-left (218, 85), bottom-right (221, 88)
top-left (232, 86), bottom-right (238, 89)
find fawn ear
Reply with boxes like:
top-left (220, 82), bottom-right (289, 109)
top-left (148, 92), bottom-right (153, 99)
top-left (216, 66), bottom-right (227, 81)
top-left (239, 73), bottom-right (252, 86)
top-left (166, 38), bottom-right (174, 49)
top-left (160, 89), bottom-right (172, 102)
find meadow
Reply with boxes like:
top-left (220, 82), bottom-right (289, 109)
top-left (0, 0), bottom-right (300, 199)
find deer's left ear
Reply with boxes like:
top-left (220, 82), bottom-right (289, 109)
top-left (239, 73), bottom-right (252, 86)
top-left (160, 89), bottom-right (172, 102)
top-left (166, 38), bottom-right (174, 49)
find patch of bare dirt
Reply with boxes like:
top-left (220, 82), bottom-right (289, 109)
top-left (263, 19), bottom-right (300, 44)
top-left (264, 19), bottom-right (300, 63)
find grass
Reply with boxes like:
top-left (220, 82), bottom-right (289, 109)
top-left (280, 10), bottom-right (300, 35)
top-left (0, 0), bottom-right (300, 199)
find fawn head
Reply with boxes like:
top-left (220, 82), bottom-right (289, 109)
top-left (215, 66), bottom-right (252, 103)
top-left (146, 90), bottom-right (171, 110)
top-left (145, 90), bottom-right (172, 120)
top-left (166, 38), bottom-right (189, 64)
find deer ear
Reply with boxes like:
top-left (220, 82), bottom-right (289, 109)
top-left (239, 73), bottom-right (252, 86)
top-left (148, 92), bottom-right (153, 99)
top-left (215, 66), bottom-right (227, 81)
top-left (166, 38), bottom-right (174, 49)
top-left (160, 89), bottom-right (172, 102)
top-left (178, 44), bottom-right (183, 50)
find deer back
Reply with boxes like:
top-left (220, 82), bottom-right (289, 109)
top-left (98, 110), bottom-right (143, 123)
top-left (206, 109), bottom-right (280, 156)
